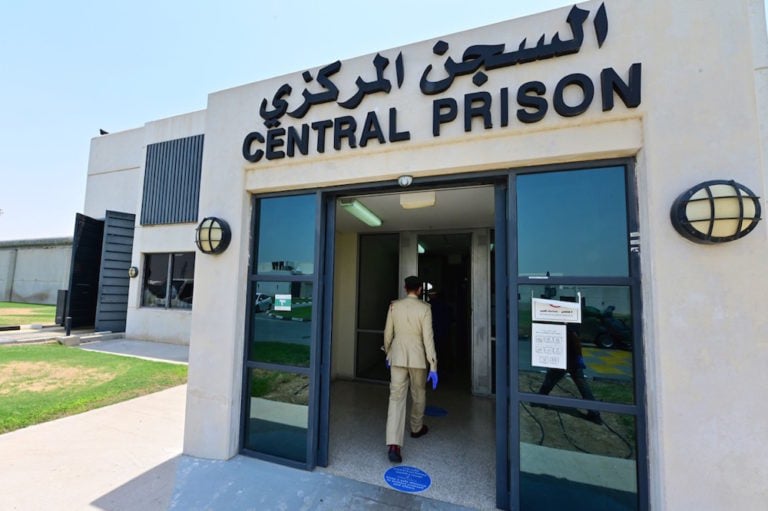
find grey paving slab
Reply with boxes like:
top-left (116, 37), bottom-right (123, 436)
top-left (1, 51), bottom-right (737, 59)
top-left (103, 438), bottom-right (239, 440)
top-left (78, 338), bottom-right (189, 364)
top-left (0, 385), bottom-right (186, 511)
top-left (167, 455), bottom-right (477, 511)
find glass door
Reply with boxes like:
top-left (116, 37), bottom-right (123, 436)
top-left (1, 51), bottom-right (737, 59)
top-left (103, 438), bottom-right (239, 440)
top-left (509, 164), bottom-right (647, 510)
top-left (241, 193), bottom-right (324, 468)
top-left (354, 233), bottom-right (400, 381)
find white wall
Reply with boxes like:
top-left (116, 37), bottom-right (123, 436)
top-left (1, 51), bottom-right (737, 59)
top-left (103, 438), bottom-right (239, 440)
top-left (122, 111), bottom-right (207, 345)
top-left (84, 127), bottom-right (145, 218)
top-left (0, 249), bottom-right (15, 301)
top-left (0, 239), bottom-right (71, 304)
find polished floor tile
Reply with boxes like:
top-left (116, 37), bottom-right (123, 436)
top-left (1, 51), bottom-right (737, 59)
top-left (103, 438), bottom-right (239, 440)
top-left (320, 379), bottom-right (498, 510)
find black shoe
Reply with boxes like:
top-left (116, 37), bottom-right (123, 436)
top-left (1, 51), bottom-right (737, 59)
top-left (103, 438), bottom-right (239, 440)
top-left (388, 444), bottom-right (402, 463)
top-left (410, 425), bottom-right (429, 438)
top-left (586, 412), bottom-right (603, 425)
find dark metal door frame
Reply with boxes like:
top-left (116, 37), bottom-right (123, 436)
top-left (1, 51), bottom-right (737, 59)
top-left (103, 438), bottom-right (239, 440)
top-left (506, 160), bottom-right (648, 510)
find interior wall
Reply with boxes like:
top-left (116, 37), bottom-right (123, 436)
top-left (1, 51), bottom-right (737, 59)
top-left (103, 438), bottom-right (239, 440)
top-left (471, 229), bottom-right (492, 395)
top-left (331, 231), bottom-right (357, 379)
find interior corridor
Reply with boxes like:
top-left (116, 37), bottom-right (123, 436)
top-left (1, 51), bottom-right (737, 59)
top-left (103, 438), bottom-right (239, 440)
top-left (319, 380), bottom-right (497, 510)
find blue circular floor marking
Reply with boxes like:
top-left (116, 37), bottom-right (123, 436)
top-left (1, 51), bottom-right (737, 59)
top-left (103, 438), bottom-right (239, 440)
top-left (424, 405), bottom-right (447, 417)
top-left (384, 465), bottom-right (432, 493)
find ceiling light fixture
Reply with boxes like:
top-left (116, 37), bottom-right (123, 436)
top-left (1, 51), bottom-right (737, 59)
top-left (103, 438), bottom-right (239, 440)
top-left (339, 198), bottom-right (382, 227)
top-left (400, 191), bottom-right (436, 209)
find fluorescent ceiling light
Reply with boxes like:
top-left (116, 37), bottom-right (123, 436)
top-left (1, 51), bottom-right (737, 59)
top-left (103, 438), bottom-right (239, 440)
top-left (339, 198), bottom-right (382, 227)
top-left (400, 191), bottom-right (436, 209)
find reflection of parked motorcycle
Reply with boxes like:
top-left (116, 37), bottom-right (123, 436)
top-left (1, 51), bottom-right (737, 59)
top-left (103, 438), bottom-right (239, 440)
top-left (595, 306), bottom-right (632, 349)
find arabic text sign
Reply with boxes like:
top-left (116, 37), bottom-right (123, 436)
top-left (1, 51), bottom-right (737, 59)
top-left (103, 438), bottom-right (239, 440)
top-left (531, 298), bottom-right (582, 323)
top-left (242, 3), bottom-right (643, 165)
top-left (531, 322), bottom-right (567, 369)
top-left (274, 294), bottom-right (292, 311)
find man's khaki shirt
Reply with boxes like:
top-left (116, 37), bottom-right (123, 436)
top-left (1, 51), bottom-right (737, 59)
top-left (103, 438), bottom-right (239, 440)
top-left (384, 295), bottom-right (437, 372)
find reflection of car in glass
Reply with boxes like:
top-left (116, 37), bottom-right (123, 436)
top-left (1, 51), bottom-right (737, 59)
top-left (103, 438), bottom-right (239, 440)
top-left (581, 305), bottom-right (632, 349)
top-left (254, 293), bottom-right (273, 312)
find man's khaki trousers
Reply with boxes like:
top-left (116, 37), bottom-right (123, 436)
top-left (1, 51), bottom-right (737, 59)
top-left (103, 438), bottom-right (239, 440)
top-left (386, 366), bottom-right (427, 446)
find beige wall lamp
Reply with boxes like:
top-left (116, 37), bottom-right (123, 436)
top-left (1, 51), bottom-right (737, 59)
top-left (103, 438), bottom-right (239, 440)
top-left (195, 217), bottom-right (232, 254)
top-left (670, 180), bottom-right (761, 244)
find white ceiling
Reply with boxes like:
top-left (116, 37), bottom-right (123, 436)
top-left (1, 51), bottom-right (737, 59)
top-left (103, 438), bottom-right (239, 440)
top-left (335, 185), bottom-right (496, 233)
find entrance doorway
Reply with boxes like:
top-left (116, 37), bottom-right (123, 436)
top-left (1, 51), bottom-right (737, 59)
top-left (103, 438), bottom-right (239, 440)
top-left (418, 232), bottom-right (472, 390)
top-left (323, 185), bottom-right (498, 509)
top-left (242, 162), bottom-right (646, 510)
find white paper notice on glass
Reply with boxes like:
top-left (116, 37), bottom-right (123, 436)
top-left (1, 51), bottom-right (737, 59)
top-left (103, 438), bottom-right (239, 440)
top-left (531, 322), bottom-right (567, 369)
top-left (531, 297), bottom-right (581, 324)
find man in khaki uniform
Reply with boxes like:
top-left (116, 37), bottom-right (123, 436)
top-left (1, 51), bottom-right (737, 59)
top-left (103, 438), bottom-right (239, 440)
top-left (383, 276), bottom-right (438, 463)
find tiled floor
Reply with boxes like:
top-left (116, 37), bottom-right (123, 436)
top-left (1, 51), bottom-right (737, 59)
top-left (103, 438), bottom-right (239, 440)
top-left (320, 378), bottom-right (498, 510)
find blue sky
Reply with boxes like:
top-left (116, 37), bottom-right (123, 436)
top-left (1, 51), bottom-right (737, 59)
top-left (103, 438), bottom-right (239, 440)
top-left (1, 1), bottom-right (766, 241)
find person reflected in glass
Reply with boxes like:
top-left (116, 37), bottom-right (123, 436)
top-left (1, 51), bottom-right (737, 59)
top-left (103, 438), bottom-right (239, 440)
top-left (536, 323), bottom-right (603, 425)
top-left (383, 276), bottom-right (438, 463)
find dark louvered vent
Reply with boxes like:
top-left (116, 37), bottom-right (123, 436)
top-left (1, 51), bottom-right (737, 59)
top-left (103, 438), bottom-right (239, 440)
top-left (140, 134), bottom-right (204, 225)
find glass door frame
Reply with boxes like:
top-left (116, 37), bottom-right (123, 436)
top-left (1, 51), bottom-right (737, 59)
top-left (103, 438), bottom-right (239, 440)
top-left (240, 191), bottom-right (328, 470)
top-left (505, 159), bottom-right (649, 510)
top-left (240, 161), bottom-right (647, 510)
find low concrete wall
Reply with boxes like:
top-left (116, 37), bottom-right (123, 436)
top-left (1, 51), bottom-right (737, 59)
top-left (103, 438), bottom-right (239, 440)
top-left (0, 238), bottom-right (72, 304)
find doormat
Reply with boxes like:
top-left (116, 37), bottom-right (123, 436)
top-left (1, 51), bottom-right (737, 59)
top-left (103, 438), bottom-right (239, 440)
top-left (384, 466), bottom-right (431, 493)
top-left (424, 405), bottom-right (448, 417)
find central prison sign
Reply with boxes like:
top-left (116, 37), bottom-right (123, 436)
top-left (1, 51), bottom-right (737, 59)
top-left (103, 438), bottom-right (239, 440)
top-left (242, 3), bottom-right (641, 164)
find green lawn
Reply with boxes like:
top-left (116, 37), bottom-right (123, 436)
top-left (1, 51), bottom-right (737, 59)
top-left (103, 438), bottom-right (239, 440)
top-left (0, 302), bottom-right (56, 327)
top-left (250, 341), bottom-right (310, 367)
top-left (0, 343), bottom-right (187, 433)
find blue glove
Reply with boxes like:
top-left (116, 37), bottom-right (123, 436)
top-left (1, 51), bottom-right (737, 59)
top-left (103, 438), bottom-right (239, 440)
top-left (386, 359), bottom-right (390, 369)
top-left (427, 371), bottom-right (438, 390)
top-left (577, 355), bottom-right (586, 369)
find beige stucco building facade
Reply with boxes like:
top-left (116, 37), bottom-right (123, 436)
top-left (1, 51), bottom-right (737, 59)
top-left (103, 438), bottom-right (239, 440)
top-left (83, 1), bottom-right (767, 509)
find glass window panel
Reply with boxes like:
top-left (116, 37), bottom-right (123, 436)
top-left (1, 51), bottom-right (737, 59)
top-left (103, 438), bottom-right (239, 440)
top-left (520, 403), bottom-right (638, 510)
top-left (256, 194), bottom-right (316, 275)
top-left (170, 253), bottom-right (195, 309)
top-left (518, 285), bottom-right (634, 405)
top-left (517, 167), bottom-right (629, 277)
top-left (142, 253), bottom-right (169, 307)
top-left (243, 368), bottom-right (309, 463)
top-left (248, 281), bottom-right (313, 367)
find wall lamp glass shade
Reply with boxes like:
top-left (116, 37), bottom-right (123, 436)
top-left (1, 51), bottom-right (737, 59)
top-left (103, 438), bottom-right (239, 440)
top-left (339, 198), bottom-right (382, 227)
top-left (195, 217), bottom-right (232, 254)
top-left (670, 180), bottom-right (762, 243)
